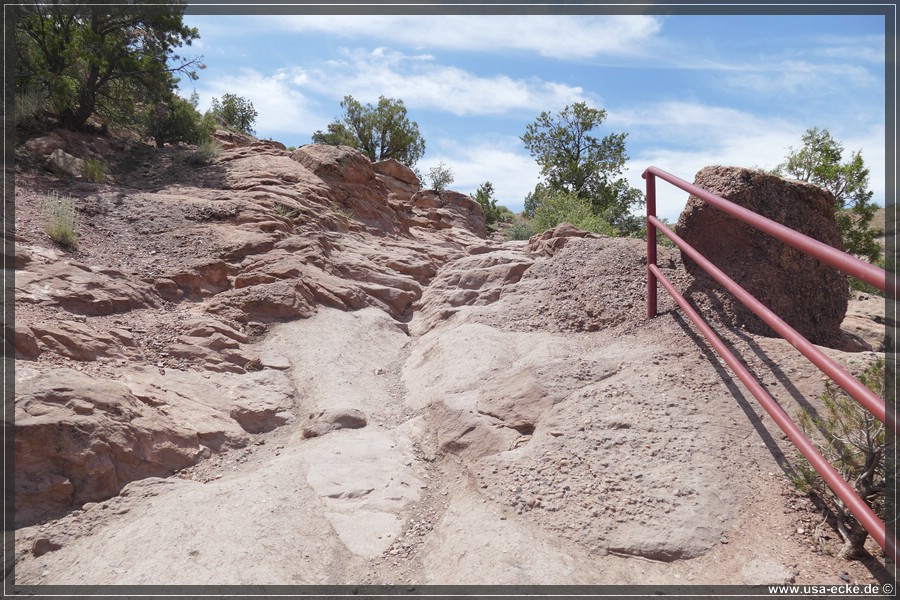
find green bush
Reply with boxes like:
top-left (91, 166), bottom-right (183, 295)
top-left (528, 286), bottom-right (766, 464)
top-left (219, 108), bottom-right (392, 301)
top-left (44, 191), bottom-right (77, 248)
top-left (531, 191), bottom-right (614, 236)
top-left (793, 358), bottom-right (885, 559)
top-left (504, 219), bottom-right (536, 241)
top-left (496, 205), bottom-right (516, 223)
top-left (186, 140), bottom-right (222, 165)
top-left (208, 93), bottom-right (257, 135)
top-left (15, 87), bottom-right (47, 129)
top-left (82, 157), bottom-right (108, 183)
top-left (144, 93), bottom-right (214, 148)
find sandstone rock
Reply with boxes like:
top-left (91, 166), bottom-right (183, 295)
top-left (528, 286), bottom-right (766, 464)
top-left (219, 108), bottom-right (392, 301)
top-left (412, 251), bottom-right (533, 335)
top-left (15, 369), bottom-right (204, 524)
top-left (16, 245), bottom-right (158, 315)
top-left (45, 149), bottom-right (84, 178)
top-left (205, 279), bottom-right (316, 322)
top-left (31, 320), bottom-right (124, 361)
top-left (302, 408), bottom-right (368, 438)
top-left (14, 326), bottom-right (41, 358)
top-left (524, 222), bottom-right (599, 257)
top-left (291, 144), bottom-right (375, 185)
top-left (373, 158), bottom-right (421, 201)
top-left (676, 166), bottom-right (849, 347)
top-left (411, 190), bottom-right (487, 238)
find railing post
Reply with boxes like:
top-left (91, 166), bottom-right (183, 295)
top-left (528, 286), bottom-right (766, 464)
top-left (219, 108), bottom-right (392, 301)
top-left (645, 170), bottom-right (658, 318)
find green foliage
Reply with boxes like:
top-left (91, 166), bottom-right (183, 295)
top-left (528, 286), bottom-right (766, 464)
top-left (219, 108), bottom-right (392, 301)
top-left (849, 255), bottom-right (886, 297)
top-left (44, 191), bottom-right (77, 248)
top-left (531, 191), bottom-right (614, 236)
top-left (15, 1), bottom-right (203, 132)
top-left (311, 121), bottom-right (358, 147)
top-left (473, 181), bottom-right (501, 224)
top-left (521, 102), bottom-right (643, 232)
top-left (776, 127), bottom-right (882, 263)
top-left (793, 358), bottom-right (885, 559)
top-left (15, 86), bottom-right (48, 130)
top-left (504, 219), bottom-right (536, 241)
top-left (82, 157), bottom-right (108, 182)
top-left (186, 139), bottom-right (222, 165)
top-left (428, 162), bottom-right (454, 193)
top-left (208, 93), bottom-right (258, 135)
top-left (314, 95), bottom-right (426, 168)
top-left (495, 205), bottom-right (515, 224)
top-left (274, 203), bottom-right (301, 220)
top-left (144, 91), bottom-right (213, 147)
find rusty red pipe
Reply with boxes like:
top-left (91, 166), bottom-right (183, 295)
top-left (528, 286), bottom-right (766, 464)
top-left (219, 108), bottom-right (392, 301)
top-left (649, 215), bottom-right (888, 429)
top-left (649, 263), bottom-right (887, 552)
top-left (643, 166), bottom-right (892, 295)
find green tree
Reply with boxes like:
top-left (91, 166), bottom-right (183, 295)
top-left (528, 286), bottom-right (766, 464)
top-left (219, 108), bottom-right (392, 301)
top-left (144, 91), bottom-right (213, 148)
top-left (474, 181), bottom-right (500, 225)
top-left (521, 102), bottom-right (643, 232)
top-left (15, 1), bottom-right (202, 132)
top-left (776, 127), bottom-right (882, 263)
top-left (428, 161), bottom-right (454, 192)
top-left (314, 95), bottom-right (426, 167)
top-left (208, 93), bottom-right (257, 135)
top-left (311, 121), bottom-right (357, 147)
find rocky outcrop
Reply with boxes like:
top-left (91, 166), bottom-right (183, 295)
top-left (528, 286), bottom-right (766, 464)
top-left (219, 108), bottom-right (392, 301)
top-left (373, 158), bottom-right (421, 202)
top-left (15, 365), bottom-right (297, 524)
top-left (16, 245), bottom-right (159, 315)
top-left (676, 166), bottom-right (849, 347)
top-left (15, 369), bottom-right (205, 524)
top-left (524, 222), bottom-right (600, 257)
top-left (411, 190), bottom-right (487, 238)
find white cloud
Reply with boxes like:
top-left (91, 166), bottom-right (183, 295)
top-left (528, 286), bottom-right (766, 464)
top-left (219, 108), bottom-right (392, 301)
top-left (283, 48), bottom-right (591, 115)
top-left (191, 68), bottom-right (327, 140)
top-left (616, 102), bottom-right (886, 222)
top-left (258, 15), bottom-right (662, 60)
top-left (723, 60), bottom-right (878, 96)
top-left (418, 137), bottom-right (540, 212)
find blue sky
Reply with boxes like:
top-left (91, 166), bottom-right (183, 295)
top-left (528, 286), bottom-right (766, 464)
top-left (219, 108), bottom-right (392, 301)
top-left (178, 9), bottom-right (887, 222)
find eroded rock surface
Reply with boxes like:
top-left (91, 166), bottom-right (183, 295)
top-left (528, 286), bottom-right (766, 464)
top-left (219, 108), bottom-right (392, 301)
top-left (13, 132), bottom-right (887, 587)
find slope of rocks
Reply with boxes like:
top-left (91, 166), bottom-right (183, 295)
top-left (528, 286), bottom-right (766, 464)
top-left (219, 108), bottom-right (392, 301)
top-left (9, 133), bottom-right (890, 587)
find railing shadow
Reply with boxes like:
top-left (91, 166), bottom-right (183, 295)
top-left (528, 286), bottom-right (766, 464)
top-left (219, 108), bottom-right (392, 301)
top-left (666, 305), bottom-right (894, 584)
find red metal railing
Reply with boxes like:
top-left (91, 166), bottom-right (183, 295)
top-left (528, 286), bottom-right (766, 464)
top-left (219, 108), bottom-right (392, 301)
top-left (643, 165), bottom-right (895, 558)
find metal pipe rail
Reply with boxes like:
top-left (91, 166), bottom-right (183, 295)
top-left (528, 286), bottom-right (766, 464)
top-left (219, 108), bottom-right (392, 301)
top-left (642, 165), bottom-right (894, 557)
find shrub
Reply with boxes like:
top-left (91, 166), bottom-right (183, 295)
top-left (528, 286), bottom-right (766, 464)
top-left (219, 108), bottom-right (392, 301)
top-left (82, 157), bottom-right (108, 183)
top-left (504, 219), bottom-right (536, 241)
top-left (496, 205), bottom-right (516, 223)
top-left (428, 161), bottom-right (454, 193)
top-left (144, 93), bottom-right (214, 148)
top-left (44, 191), bottom-right (77, 248)
top-left (792, 358), bottom-right (885, 559)
top-left (186, 140), bottom-right (222, 165)
top-left (531, 191), bottom-right (614, 236)
top-left (15, 86), bottom-right (47, 129)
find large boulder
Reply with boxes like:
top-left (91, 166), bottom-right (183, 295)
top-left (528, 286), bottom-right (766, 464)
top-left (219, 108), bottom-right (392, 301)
top-left (676, 166), bottom-right (849, 347)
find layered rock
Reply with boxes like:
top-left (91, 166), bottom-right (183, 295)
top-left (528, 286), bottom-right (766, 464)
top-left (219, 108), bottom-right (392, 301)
top-left (676, 166), bottom-right (849, 347)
